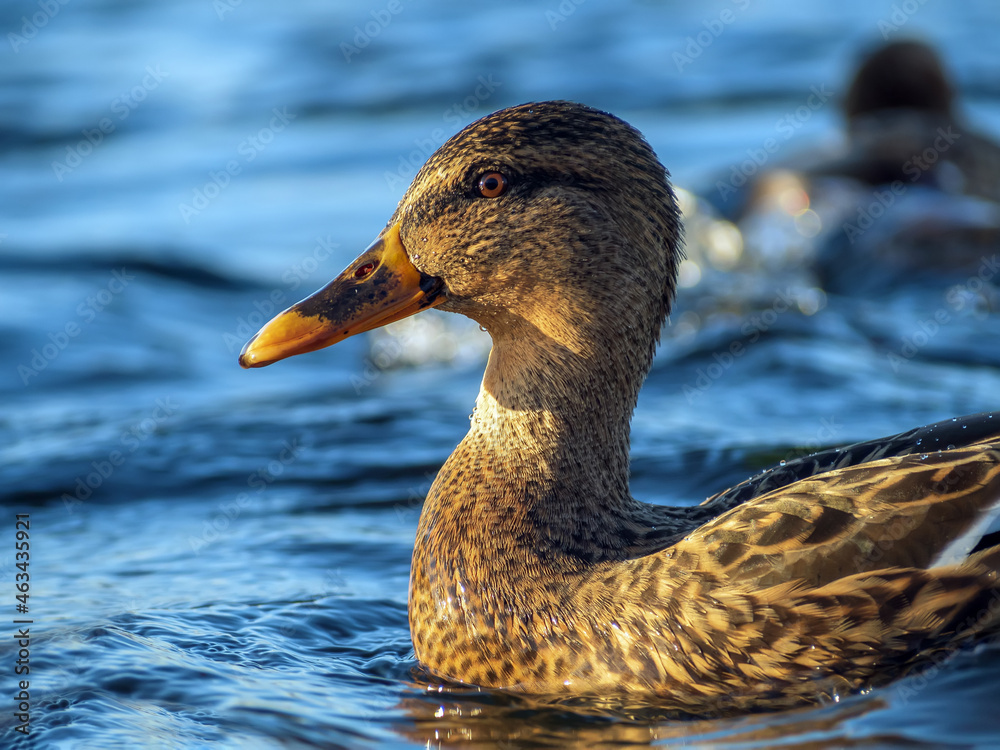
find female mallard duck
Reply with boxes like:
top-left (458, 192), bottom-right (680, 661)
top-left (239, 101), bottom-right (1000, 711)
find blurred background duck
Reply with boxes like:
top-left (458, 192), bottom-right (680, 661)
top-left (814, 40), bottom-right (1000, 294)
top-left (241, 101), bottom-right (1000, 712)
top-left (704, 40), bottom-right (1000, 298)
top-left (832, 39), bottom-right (1000, 202)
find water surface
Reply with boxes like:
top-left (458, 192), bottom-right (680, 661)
top-left (2, 0), bottom-right (1000, 746)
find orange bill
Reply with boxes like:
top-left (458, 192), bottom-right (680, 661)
top-left (239, 223), bottom-right (444, 368)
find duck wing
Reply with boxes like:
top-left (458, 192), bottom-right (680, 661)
top-left (677, 439), bottom-right (1000, 590)
top-left (645, 438), bottom-right (1000, 699)
top-left (701, 411), bottom-right (1000, 517)
top-left (629, 412), bottom-right (1000, 558)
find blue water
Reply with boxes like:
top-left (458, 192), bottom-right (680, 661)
top-left (2, 0), bottom-right (1000, 746)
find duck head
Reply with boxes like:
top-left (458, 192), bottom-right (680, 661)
top-left (845, 40), bottom-right (954, 124)
top-left (240, 101), bottom-right (681, 407)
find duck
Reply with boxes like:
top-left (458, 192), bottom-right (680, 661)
top-left (813, 40), bottom-right (1000, 295)
top-left (830, 39), bottom-right (1000, 203)
top-left (813, 39), bottom-right (1000, 296)
top-left (708, 41), bottom-right (1000, 295)
top-left (239, 101), bottom-right (1000, 712)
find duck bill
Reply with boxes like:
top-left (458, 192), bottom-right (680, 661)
top-left (238, 223), bottom-right (444, 368)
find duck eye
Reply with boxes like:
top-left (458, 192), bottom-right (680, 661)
top-left (477, 171), bottom-right (507, 198)
top-left (354, 262), bottom-right (376, 279)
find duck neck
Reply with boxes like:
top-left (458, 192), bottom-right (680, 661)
top-left (415, 314), bottom-right (652, 575)
top-left (476, 328), bottom-right (637, 494)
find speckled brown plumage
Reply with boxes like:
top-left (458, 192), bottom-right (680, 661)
top-left (391, 102), bottom-right (1000, 708)
top-left (244, 101), bottom-right (1000, 712)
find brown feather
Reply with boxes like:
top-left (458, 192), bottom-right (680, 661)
top-left (338, 102), bottom-right (1000, 711)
